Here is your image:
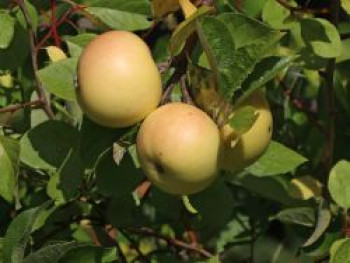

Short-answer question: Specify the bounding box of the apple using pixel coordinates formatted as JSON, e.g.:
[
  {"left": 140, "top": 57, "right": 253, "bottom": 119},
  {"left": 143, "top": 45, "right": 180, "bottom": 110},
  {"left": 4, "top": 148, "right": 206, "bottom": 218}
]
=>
[
  {"left": 220, "top": 89, "right": 273, "bottom": 172},
  {"left": 136, "top": 102, "right": 221, "bottom": 195},
  {"left": 77, "top": 31, "right": 162, "bottom": 128}
]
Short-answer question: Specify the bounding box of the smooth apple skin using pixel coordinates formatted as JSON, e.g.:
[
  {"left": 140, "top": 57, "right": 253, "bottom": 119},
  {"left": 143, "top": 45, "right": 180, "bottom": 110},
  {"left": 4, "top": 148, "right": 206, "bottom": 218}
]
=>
[
  {"left": 136, "top": 102, "right": 221, "bottom": 195},
  {"left": 77, "top": 31, "right": 162, "bottom": 128},
  {"left": 220, "top": 90, "right": 273, "bottom": 172}
]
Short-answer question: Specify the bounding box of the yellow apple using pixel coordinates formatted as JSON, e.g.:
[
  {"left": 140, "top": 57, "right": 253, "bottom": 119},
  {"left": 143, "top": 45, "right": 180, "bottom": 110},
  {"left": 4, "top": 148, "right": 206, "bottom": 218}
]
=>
[
  {"left": 220, "top": 89, "right": 273, "bottom": 172},
  {"left": 136, "top": 102, "right": 221, "bottom": 195},
  {"left": 77, "top": 31, "right": 162, "bottom": 128}
]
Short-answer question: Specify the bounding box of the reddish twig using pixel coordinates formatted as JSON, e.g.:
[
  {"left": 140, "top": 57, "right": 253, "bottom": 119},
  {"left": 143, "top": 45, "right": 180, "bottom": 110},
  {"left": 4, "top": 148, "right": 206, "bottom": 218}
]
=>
[
  {"left": 180, "top": 75, "right": 194, "bottom": 105},
  {"left": 35, "top": 4, "right": 85, "bottom": 50},
  {"left": 17, "top": 0, "right": 55, "bottom": 119},
  {"left": 125, "top": 227, "right": 213, "bottom": 259},
  {"left": 51, "top": 0, "right": 61, "bottom": 47},
  {"left": 135, "top": 180, "right": 152, "bottom": 200},
  {"left": 0, "top": 100, "right": 42, "bottom": 114}
]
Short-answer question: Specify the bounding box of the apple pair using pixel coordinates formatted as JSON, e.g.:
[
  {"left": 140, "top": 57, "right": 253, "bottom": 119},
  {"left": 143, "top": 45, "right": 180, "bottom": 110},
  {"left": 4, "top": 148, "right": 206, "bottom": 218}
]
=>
[{"left": 77, "top": 31, "right": 272, "bottom": 196}]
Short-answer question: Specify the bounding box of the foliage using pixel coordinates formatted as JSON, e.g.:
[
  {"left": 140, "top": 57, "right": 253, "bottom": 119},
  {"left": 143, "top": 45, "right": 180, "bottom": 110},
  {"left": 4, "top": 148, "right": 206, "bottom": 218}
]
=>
[{"left": 0, "top": 0, "right": 350, "bottom": 262}]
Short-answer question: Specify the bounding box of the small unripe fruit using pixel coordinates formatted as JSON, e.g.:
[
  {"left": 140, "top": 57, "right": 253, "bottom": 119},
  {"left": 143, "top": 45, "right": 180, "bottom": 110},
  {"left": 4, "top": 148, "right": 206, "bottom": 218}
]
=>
[
  {"left": 77, "top": 31, "right": 162, "bottom": 128},
  {"left": 220, "top": 90, "right": 273, "bottom": 172},
  {"left": 136, "top": 102, "right": 221, "bottom": 195}
]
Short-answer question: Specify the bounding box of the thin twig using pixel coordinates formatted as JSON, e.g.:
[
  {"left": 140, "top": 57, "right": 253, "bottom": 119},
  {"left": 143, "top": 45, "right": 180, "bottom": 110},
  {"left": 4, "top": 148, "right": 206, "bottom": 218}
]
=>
[
  {"left": 322, "top": 0, "right": 339, "bottom": 186},
  {"left": 275, "top": 0, "right": 329, "bottom": 14},
  {"left": 0, "top": 100, "right": 41, "bottom": 114},
  {"left": 17, "top": 0, "right": 55, "bottom": 119},
  {"left": 119, "top": 228, "right": 150, "bottom": 263},
  {"left": 125, "top": 227, "right": 213, "bottom": 259},
  {"left": 180, "top": 75, "right": 194, "bottom": 104}
]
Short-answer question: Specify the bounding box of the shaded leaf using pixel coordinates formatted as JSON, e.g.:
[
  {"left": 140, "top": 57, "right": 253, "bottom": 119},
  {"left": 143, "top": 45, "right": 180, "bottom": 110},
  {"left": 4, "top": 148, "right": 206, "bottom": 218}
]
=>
[
  {"left": 96, "top": 149, "right": 143, "bottom": 198},
  {"left": 59, "top": 245, "right": 116, "bottom": 263},
  {"left": 170, "top": 6, "right": 213, "bottom": 55},
  {"left": 47, "top": 149, "right": 84, "bottom": 205},
  {"left": 2, "top": 201, "right": 52, "bottom": 263},
  {"left": 274, "top": 207, "right": 315, "bottom": 227},
  {"left": 20, "top": 121, "right": 79, "bottom": 170},
  {"left": 23, "top": 242, "right": 81, "bottom": 263},
  {"left": 301, "top": 18, "right": 341, "bottom": 58},
  {"left": 303, "top": 200, "right": 331, "bottom": 247}
]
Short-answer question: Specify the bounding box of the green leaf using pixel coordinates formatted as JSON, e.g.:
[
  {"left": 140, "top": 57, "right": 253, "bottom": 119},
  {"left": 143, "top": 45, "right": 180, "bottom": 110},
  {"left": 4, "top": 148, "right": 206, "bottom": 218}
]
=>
[
  {"left": 0, "top": 21, "right": 29, "bottom": 70},
  {"left": 15, "top": 0, "right": 38, "bottom": 30},
  {"left": 336, "top": 39, "right": 350, "bottom": 63},
  {"left": 262, "top": 0, "right": 292, "bottom": 29},
  {"left": 246, "top": 141, "right": 308, "bottom": 177},
  {"left": 20, "top": 121, "right": 79, "bottom": 170},
  {"left": 237, "top": 55, "right": 298, "bottom": 106},
  {"left": 59, "top": 245, "right": 116, "bottom": 263},
  {"left": 190, "top": 179, "right": 234, "bottom": 239},
  {"left": 107, "top": 194, "right": 140, "bottom": 227},
  {"left": 330, "top": 238, "right": 350, "bottom": 263},
  {"left": 216, "top": 13, "right": 282, "bottom": 98},
  {"left": 301, "top": 18, "right": 342, "bottom": 58},
  {"left": 228, "top": 105, "right": 257, "bottom": 135},
  {"left": 274, "top": 207, "right": 315, "bottom": 227},
  {"left": 82, "top": 0, "right": 151, "bottom": 15},
  {"left": 79, "top": 117, "right": 127, "bottom": 168},
  {"left": 0, "top": 11, "right": 15, "bottom": 49},
  {"left": 328, "top": 160, "right": 350, "bottom": 209},
  {"left": 23, "top": 242, "right": 81, "bottom": 263},
  {"left": 233, "top": 173, "right": 302, "bottom": 206},
  {"left": 0, "top": 138, "right": 15, "bottom": 203},
  {"left": 2, "top": 201, "right": 52, "bottom": 263},
  {"left": 196, "top": 16, "right": 236, "bottom": 98},
  {"left": 303, "top": 200, "right": 331, "bottom": 247},
  {"left": 169, "top": 6, "right": 213, "bottom": 55},
  {"left": 47, "top": 149, "right": 84, "bottom": 205},
  {"left": 86, "top": 7, "right": 152, "bottom": 31},
  {"left": 341, "top": 0, "right": 350, "bottom": 15},
  {"left": 37, "top": 58, "right": 78, "bottom": 101},
  {"left": 215, "top": 214, "right": 251, "bottom": 253},
  {"left": 96, "top": 149, "right": 143, "bottom": 198},
  {"left": 64, "top": 34, "right": 96, "bottom": 57}
]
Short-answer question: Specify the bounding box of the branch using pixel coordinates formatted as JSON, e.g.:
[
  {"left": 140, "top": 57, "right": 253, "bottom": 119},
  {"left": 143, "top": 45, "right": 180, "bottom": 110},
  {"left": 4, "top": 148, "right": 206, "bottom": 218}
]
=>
[
  {"left": 125, "top": 227, "right": 213, "bottom": 259},
  {"left": 0, "top": 100, "right": 41, "bottom": 114},
  {"left": 275, "top": 0, "right": 329, "bottom": 14},
  {"left": 180, "top": 75, "right": 194, "bottom": 105},
  {"left": 160, "top": 34, "right": 198, "bottom": 104},
  {"left": 17, "top": 0, "right": 55, "bottom": 119}
]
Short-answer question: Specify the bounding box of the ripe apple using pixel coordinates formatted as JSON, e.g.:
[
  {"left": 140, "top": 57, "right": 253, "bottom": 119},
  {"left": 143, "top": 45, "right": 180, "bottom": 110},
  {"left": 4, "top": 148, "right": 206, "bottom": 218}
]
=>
[
  {"left": 220, "top": 90, "right": 273, "bottom": 172},
  {"left": 77, "top": 31, "right": 162, "bottom": 128},
  {"left": 136, "top": 102, "right": 221, "bottom": 195}
]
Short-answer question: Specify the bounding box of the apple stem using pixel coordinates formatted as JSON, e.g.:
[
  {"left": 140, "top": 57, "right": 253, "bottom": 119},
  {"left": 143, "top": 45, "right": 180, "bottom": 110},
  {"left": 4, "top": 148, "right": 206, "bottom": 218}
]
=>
[{"left": 180, "top": 75, "right": 194, "bottom": 105}]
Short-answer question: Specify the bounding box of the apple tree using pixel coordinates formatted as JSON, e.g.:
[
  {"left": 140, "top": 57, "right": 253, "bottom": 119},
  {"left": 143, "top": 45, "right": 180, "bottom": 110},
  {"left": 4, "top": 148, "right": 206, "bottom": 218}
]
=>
[{"left": 0, "top": 0, "right": 350, "bottom": 262}]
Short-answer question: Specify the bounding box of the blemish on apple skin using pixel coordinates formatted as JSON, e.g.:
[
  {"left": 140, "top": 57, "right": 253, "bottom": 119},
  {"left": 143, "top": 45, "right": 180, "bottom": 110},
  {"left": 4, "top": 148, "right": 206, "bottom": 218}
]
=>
[{"left": 154, "top": 162, "right": 165, "bottom": 174}]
